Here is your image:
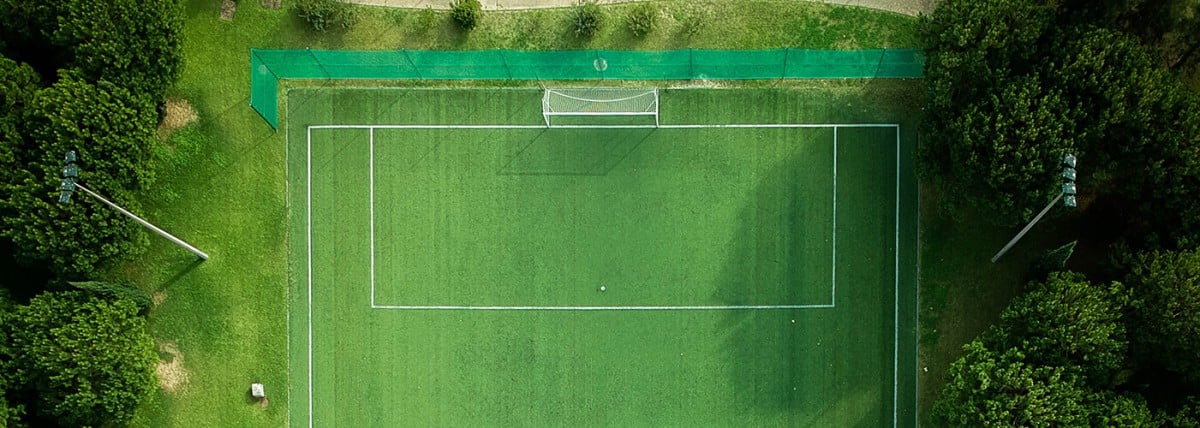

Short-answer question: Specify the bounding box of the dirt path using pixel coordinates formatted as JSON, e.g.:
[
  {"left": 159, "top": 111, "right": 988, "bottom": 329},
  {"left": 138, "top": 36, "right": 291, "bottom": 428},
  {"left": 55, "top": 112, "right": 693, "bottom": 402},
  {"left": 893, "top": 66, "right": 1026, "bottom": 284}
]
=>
[{"left": 347, "top": 0, "right": 936, "bottom": 18}]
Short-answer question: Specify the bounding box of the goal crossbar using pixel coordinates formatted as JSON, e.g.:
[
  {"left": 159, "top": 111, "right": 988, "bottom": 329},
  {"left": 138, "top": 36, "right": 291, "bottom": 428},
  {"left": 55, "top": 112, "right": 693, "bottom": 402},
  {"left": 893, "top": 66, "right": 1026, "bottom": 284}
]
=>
[{"left": 542, "top": 88, "right": 659, "bottom": 127}]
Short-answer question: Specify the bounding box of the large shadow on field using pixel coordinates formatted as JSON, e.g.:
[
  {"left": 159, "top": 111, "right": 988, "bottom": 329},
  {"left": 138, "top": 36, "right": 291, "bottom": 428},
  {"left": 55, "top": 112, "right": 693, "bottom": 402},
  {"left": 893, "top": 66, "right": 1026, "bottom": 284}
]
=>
[
  {"left": 709, "top": 127, "right": 890, "bottom": 425},
  {"left": 498, "top": 128, "right": 654, "bottom": 176}
]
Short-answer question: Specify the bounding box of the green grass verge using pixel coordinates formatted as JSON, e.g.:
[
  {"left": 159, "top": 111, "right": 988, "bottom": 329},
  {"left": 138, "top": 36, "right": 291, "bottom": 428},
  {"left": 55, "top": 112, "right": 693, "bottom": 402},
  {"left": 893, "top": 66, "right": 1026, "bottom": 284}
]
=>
[{"left": 123, "top": 0, "right": 919, "bottom": 426}]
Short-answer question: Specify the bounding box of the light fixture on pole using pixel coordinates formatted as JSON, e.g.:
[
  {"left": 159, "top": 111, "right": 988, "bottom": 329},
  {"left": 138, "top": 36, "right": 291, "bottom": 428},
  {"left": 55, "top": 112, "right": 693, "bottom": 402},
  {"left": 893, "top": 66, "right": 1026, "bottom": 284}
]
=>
[
  {"left": 990, "top": 154, "right": 1077, "bottom": 263},
  {"left": 58, "top": 150, "right": 209, "bottom": 260}
]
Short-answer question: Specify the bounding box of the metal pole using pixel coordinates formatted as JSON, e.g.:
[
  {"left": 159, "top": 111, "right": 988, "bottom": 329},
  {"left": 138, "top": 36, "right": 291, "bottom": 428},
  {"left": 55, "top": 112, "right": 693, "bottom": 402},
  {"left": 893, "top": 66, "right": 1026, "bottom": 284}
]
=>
[
  {"left": 72, "top": 183, "right": 209, "bottom": 260},
  {"left": 990, "top": 192, "right": 1063, "bottom": 263}
]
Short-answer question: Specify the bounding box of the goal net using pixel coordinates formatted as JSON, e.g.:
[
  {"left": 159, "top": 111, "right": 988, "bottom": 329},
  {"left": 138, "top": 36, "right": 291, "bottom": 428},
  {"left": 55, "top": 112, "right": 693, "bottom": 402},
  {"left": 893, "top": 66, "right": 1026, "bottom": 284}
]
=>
[{"left": 542, "top": 88, "right": 659, "bottom": 127}]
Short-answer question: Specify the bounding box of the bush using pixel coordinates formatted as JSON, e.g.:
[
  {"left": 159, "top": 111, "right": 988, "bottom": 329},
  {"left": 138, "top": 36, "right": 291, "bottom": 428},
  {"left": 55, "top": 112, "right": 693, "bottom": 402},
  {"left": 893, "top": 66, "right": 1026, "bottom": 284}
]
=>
[
  {"left": 294, "top": 0, "right": 358, "bottom": 32},
  {"left": 68, "top": 281, "right": 153, "bottom": 315},
  {"left": 677, "top": 5, "right": 710, "bottom": 39},
  {"left": 625, "top": 3, "right": 658, "bottom": 38},
  {"left": 570, "top": 1, "right": 604, "bottom": 38},
  {"left": 449, "top": 0, "right": 482, "bottom": 31}
]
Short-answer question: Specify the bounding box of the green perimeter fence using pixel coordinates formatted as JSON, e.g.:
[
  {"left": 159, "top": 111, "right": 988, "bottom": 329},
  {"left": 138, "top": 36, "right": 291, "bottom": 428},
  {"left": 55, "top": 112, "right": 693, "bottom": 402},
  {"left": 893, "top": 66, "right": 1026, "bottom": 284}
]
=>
[{"left": 251, "top": 48, "right": 924, "bottom": 129}]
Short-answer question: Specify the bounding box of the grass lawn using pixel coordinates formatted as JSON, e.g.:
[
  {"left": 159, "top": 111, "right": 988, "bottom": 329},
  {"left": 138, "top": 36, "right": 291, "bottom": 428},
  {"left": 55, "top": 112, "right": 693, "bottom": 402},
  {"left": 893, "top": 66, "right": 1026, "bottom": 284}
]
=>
[{"left": 124, "top": 0, "right": 920, "bottom": 426}]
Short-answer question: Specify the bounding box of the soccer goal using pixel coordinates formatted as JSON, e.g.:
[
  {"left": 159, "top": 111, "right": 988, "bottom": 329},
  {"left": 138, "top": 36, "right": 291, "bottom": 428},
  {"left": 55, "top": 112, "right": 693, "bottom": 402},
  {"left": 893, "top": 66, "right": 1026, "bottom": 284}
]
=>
[{"left": 542, "top": 88, "right": 659, "bottom": 127}]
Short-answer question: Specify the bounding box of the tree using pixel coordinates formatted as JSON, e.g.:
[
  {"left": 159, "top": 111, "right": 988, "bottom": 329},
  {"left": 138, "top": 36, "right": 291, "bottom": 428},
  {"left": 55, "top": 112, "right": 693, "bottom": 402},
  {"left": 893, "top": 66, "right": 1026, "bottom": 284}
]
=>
[
  {"left": 1109, "top": 84, "right": 1200, "bottom": 250},
  {"left": 1043, "top": 27, "right": 1156, "bottom": 168},
  {"left": 920, "top": 74, "right": 1076, "bottom": 224},
  {"left": 934, "top": 341, "right": 1095, "bottom": 427},
  {"left": 0, "top": 291, "right": 28, "bottom": 427},
  {"left": 49, "top": 0, "right": 184, "bottom": 100},
  {"left": 0, "top": 73, "right": 157, "bottom": 277},
  {"left": 1125, "top": 249, "right": 1200, "bottom": 383},
  {"left": 7, "top": 291, "right": 156, "bottom": 426},
  {"left": 569, "top": 1, "right": 604, "bottom": 39},
  {"left": 919, "top": 0, "right": 1069, "bottom": 224},
  {"left": 450, "top": 0, "right": 482, "bottom": 31},
  {"left": 1088, "top": 392, "right": 1155, "bottom": 427},
  {"left": 920, "top": 0, "right": 1054, "bottom": 113},
  {"left": 1158, "top": 396, "right": 1200, "bottom": 427},
  {"left": 999, "top": 272, "right": 1130, "bottom": 386},
  {"left": 624, "top": 2, "right": 659, "bottom": 38},
  {"left": 294, "top": 0, "right": 358, "bottom": 32},
  {"left": 0, "top": 55, "right": 41, "bottom": 209}
]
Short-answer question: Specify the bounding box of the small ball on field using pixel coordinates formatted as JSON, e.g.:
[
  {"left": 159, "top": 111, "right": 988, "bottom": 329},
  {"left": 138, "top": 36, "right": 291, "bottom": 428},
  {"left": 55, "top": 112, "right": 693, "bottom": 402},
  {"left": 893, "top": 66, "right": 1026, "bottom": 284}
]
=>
[{"left": 600, "top": 286, "right": 606, "bottom": 292}]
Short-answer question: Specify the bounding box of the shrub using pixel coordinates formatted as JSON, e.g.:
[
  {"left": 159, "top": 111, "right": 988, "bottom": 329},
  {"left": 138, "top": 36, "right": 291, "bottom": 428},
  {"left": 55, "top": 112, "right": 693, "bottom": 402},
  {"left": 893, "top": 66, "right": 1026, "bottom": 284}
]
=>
[
  {"left": 294, "top": 0, "right": 358, "bottom": 32},
  {"left": 625, "top": 3, "right": 658, "bottom": 38},
  {"left": 450, "top": 0, "right": 482, "bottom": 31},
  {"left": 68, "top": 281, "right": 154, "bottom": 315},
  {"left": 570, "top": 1, "right": 604, "bottom": 38},
  {"left": 677, "top": 5, "right": 710, "bottom": 39}
]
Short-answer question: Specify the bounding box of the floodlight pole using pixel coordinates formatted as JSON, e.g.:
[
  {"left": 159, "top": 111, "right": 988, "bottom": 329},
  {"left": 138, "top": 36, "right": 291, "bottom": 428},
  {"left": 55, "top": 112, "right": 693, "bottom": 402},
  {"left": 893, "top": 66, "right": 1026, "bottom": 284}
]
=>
[
  {"left": 70, "top": 183, "right": 209, "bottom": 261},
  {"left": 58, "top": 150, "right": 208, "bottom": 261},
  {"left": 990, "top": 154, "right": 1078, "bottom": 263},
  {"left": 990, "top": 192, "right": 1063, "bottom": 263}
]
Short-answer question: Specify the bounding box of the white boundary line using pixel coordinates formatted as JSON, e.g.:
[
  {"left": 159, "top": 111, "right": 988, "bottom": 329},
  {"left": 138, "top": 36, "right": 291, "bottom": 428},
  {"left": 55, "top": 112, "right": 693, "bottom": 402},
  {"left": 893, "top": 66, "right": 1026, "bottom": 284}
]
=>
[
  {"left": 304, "top": 123, "right": 906, "bottom": 427},
  {"left": 894, "top": 127, "right": 901, "bottom": 427},
  {"left": 832, "top": 127, "right": 838, "bottom": 307},
  {"left": 305, "top": 126, "right": 314, "bottom": 428},
  {"left": 369, "top": 129, "right": 377, "bottom": 308}
]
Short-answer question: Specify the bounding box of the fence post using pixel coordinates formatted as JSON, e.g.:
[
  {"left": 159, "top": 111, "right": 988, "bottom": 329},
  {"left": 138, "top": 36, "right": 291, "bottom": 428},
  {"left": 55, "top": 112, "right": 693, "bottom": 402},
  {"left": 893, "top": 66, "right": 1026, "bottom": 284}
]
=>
[
  {"left": 688, "top": 49, "right": 695, "bottom": 80},
  {"left": 500, "top": 50, "right": 514, "bottom": 80},
  {"left": 306, "top": 48, "right": 330, "bottom": 80},
  {"left": 401, "top": 50, "right": 422, "bottom": 79},
  {"left": 875, "top": 48, "right": 887, "bottom": 78}
]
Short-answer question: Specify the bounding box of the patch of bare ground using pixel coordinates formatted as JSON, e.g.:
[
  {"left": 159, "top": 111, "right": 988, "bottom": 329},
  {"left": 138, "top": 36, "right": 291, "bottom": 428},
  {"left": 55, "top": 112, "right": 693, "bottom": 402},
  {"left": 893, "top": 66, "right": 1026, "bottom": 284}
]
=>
[
  {"left": 156, "top": 341, "right": 190, "bottom": 394},
  {"left": 220, "top": 0, "right": 237, "bottom": 21},
  {"left": 152, "top": 291, "right": 168, "bottom": 308},
  {"left": 671, "top": 78, "right": 728, "bottom": 89},
  {"left": 157, "top": 98, "right": 198, "bottom": 140},
  {"left": 262, "top": 0, "right": 281, "bottom": 9}
]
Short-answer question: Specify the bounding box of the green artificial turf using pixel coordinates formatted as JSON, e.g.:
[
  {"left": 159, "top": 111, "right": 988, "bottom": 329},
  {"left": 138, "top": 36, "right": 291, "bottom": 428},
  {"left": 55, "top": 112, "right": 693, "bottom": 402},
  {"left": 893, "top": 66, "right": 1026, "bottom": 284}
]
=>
[
  {"left": 286, "top": 87, "right": 918, "bottom": 426},
  {"left": 125, "top": 0, "right": 920, "bottom": 426}
]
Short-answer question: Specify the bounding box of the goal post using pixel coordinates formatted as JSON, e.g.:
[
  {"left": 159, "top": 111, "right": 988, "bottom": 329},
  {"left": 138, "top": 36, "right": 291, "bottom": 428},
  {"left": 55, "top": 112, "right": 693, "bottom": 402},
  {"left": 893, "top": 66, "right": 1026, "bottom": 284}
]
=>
[{"left": 542, "top": 88, "right": 660, "bottom": 127}]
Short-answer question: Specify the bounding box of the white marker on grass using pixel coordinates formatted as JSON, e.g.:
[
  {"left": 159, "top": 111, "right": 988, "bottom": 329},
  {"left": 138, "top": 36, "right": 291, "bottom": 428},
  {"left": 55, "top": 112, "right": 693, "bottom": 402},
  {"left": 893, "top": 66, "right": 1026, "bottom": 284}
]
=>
[{"left": 600, "top": 285, "right": 606, "bottom": 292}]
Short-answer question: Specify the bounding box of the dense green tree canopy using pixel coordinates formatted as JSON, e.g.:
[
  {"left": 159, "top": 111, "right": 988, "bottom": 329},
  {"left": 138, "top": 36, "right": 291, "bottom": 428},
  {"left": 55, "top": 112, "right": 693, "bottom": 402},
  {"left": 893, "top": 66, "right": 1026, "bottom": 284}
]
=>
[
  {"left": 0, "top": 55, "right": 40, "bottom": 208},
  {"left": 0, "top": 74, "right": 157, "bottom": 276},
  {"left": 1125, "top": 249, "right": 1200, "bottom": 383},
  {"left": 0, "top": 0, "right": 183, "bottom": 99},
  {"left": 934, "top": 272, "right": 1142, "bottom": 426},
  {"left": 919, "top": 0, "right": 1066, "bottom": 224},
  {"left": 934, "top": 341, "right": 1096, "bottom": 427},
  {"left": 7, "top": 291, "right": 156, "bottom": 426},
  {"left": 998, "top": 272, "right": 1129, "bottom": 386}
]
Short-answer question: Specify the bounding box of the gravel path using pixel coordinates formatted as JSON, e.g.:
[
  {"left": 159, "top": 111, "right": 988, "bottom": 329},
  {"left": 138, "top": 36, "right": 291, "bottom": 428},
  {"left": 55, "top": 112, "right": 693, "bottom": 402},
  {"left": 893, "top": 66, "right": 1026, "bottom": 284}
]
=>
[{"left": 347, "top": 0, "right": 936, "bottom": 18}]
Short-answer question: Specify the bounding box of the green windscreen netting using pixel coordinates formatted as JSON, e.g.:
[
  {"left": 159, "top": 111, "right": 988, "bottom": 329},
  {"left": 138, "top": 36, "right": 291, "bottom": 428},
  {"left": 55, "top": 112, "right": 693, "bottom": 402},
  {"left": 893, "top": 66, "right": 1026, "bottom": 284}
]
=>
[{"left": 251, "top": 48, "right": 924, "bottom": 129}]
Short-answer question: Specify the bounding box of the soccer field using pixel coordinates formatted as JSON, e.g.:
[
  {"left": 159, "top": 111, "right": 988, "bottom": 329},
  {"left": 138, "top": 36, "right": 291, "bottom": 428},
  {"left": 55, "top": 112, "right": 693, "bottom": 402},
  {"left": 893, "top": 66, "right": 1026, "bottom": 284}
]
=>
[{"left": 286, "top": 87, "right": 918, "bottom": 426}]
